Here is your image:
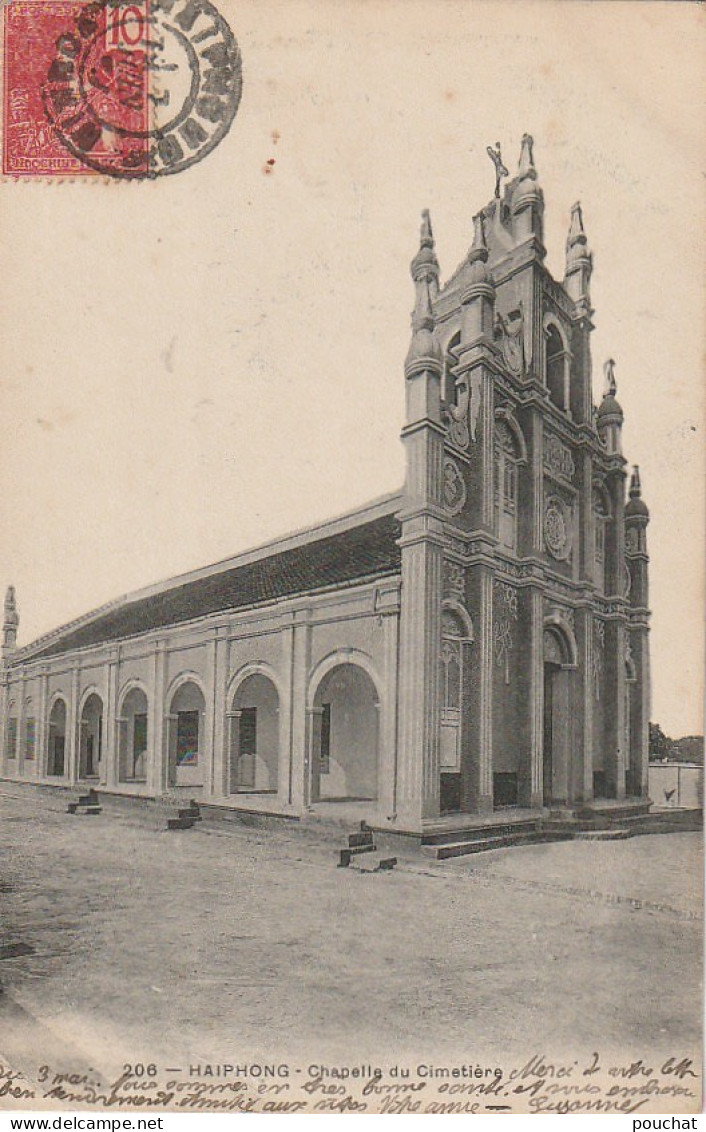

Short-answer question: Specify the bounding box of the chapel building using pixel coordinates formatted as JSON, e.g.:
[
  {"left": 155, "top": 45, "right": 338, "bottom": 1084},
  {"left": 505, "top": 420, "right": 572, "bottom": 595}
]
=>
[{"left": 0, "top": 136, "right": 652, "bottom": 834}]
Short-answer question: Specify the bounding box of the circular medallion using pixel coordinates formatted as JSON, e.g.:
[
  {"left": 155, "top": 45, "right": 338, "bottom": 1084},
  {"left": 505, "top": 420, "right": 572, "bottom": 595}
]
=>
[
  {"left": 43, "top": 0, "right": 242, "bottom": 178},
  {"left": 443, "top": 457, "right": 467, "bottom": 516},
  {"left": 544, "top": 496, "right": 571, "bottom": 560}
]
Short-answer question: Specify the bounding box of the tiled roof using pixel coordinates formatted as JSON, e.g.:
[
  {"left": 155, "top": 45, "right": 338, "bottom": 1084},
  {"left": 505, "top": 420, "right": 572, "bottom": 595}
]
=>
[{"left": 19, "top": 512, "right": 402, "bottom": 662}]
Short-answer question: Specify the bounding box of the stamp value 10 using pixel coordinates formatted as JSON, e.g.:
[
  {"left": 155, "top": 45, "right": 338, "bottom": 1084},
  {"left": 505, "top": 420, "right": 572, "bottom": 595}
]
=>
[{"left": 3, "top": 0, "right": 243, "bottom": 178}]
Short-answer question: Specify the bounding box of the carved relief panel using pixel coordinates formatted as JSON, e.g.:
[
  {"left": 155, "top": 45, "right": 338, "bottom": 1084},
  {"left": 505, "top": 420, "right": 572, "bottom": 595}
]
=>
[
  {"left": 543, "top": 493, "right": 574, "bottom": 563},
  {"left": 493, "top": 581, "right": 518, "bottom": 685},
  {"left": 443, "top": 456, "right": 467, "bottom": 517}
]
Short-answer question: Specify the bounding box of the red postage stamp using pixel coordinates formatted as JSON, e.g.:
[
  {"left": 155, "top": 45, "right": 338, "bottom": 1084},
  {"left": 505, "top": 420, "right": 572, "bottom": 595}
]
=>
[
  {"left": 3, "top": 1, "right": 150, "bottom": 176},
  {"left": 2, "top": 0, "right": 243, "bottom": 179}
]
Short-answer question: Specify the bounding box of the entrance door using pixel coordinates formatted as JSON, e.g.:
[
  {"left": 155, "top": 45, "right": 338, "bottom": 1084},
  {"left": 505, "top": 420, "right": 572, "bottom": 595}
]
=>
[
  {"left": 53, "top": 734, "right": 65, "bottom": 777},
  {"left": 543, "top": 663, "right": 556, "bottom": 805},
  {"left": 439, "top": 614, "right": 466, "bottom": 814}
]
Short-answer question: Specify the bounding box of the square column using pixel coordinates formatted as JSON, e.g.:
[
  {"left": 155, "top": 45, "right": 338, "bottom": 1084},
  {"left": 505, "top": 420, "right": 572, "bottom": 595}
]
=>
[
  {"left": 16, "top": 676, "right": 26, "bottom": 778},
  {"left": 0, "top": 680, "right": 9, "bottom": 777},
  {"left": 286, "top": 609, "right": 312, "bottom": 811},
  {"left": 395, "top": 521, "right": 444, "bottom": 827},
  {"left": 461, "top": 565, "right": 494, "bottom": 815},
  {"left": 629, "top": 629, "right": 651, "bottom": 797},
  {"left": 207, "top": 628, "right": 228, "bottom": 801},
  {"left": 581, "top": 609, "right": 595, "bottom": 802},
  {"left": 37, "top": 671, "right": 48, "bottom": 779},
  {"left": 148, "top": 643, "right": 167, "bottom": 795},
  {"left": 603, "top": 618, "right": 627, "bottom": 800},
  {"left": 528, "top": 587, "right": 544, "bottom": 808},
  {"left": 66, "top": 667, "right": 80, "bottom": 785},
  {"left": 103, "top": 652, "right": 119, "bottom": 788},
  {"left": 378, "top": 587, "right": 400, "bottom": 819}
]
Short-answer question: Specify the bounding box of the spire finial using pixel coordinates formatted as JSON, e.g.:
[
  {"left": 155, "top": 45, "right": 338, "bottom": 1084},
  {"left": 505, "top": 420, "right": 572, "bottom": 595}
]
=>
[
  {"left": 468, "top": 211, "right": 489, "bottom": 265},
  {"left": 565, "top": 201, "right": 592, "bottom": 303},
  {"left": 568, "top": 201, "right": 586, "bottom": 246},
  {"left": 410, "top": 208, "right": 440, "bottom": 289},
  {"left": 604, "top": 358, "right": 617, "bottom": 397},
  {"left": 4, "top": 585, "right": 18, "bottom": 628},
  {"left": 405, "top": 276, "right": 441, "bottom": 377},
  {"left": 518, "top": 133, "right": 537, "bottom": 181},
  {"left": 629, "top": 466, "right": 642, "bottom": 498},
  {"left": 414, "top": 277, "right": 434, "bottom": 333},
  {"left": 2, "top": 585, "right": 18, "bottom": 660}
]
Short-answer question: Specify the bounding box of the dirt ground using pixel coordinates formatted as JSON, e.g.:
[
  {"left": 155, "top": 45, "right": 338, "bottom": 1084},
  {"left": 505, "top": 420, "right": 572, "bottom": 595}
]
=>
[{"left": 0, "top": 783, "right": 702, "bottom": 1110}]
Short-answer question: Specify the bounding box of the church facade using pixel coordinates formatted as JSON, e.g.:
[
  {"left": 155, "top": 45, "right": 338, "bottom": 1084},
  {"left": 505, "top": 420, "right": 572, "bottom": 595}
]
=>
[{"left": 0, "top": 136, "right": 652, "bottom": 834}]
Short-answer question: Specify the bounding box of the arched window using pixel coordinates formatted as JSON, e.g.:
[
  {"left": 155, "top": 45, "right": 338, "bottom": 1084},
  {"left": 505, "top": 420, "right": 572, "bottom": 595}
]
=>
[
  {"left": 592, "top": 486, "right": 610, "bottom": 592},
  {"left": 441, "top": 611, "right": 464, "bottom": 714},
  {"left": 544, "top": 318, "right": 570, "bottom": 412},
  {"left": 494, "top": 420, "right": 521, "bottom": 552},
  {"left": 439, "top": 607, "right": 473, "bottom": 798},
  {"left": 24, "top": 699, "right": 35, "bottom": 762},
  {"left": 442, "top": 331, "right": 461, "bottom": 407},
  {"left": 5, "top": 700, "right": 17, "bottom": 761}
]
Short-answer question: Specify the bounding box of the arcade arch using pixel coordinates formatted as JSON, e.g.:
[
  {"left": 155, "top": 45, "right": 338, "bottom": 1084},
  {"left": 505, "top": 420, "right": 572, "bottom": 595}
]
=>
[
  {"left": 167, "top": 677, "right": 206, "bottom": 787},
  {"left": 542, "top": 621, "right": 577, "bottom": 806},
  {"left": 309, "top": 659, "right": 380, "bottom": 803},
  {"left": 118, "top": 684, "right": 149, "bottom": 783},
  {"left": 78, "top": 691, "right": 103, "bottom": 780},
  {"left": 228, "top": 670, "right": 280, "bottom": 794},
  {"left": 47, "top": 697, "right": 67, "bottom": 777}
]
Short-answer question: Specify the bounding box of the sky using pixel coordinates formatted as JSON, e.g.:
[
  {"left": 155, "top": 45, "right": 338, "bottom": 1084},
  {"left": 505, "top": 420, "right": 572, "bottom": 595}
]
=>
[{"left": 1, "top": 0, "right": 704, "bottom": 737}]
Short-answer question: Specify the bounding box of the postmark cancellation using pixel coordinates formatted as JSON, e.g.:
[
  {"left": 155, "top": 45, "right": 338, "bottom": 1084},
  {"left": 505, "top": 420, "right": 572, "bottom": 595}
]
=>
[{"left": 2, "top": 0, "right": 242, "bottom": 178}]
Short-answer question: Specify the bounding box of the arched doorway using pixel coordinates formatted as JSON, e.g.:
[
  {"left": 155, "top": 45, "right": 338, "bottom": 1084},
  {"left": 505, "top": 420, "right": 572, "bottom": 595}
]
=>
[
  {"left": 440, "top": 604, "right": 473, "bottom": 814},
  {"left": 79, "top": 693, "right": 103, "bottom": 780},
  {"left": 118, "top": 686, "right": 149, "bottom": 783},
  {"left": 167, "top": 679, "right": 206, "bottom": 788},
  {"left": 494, "top": 419, "right": 523, "bottom": 553},
  {"left": 4, "top": 700, "right": 17, "bottom": 765},
  {"left": 311, "top": 663, "right": 379, "bottom": 802},
  {"left": 47, "top": 698, "right": 67, "bottom": 777},
  {"left": 543, "top": 626, "right": 574, "bottom": 805},
  {"left": 229, "top": 672, "right": 280, "bottom": 795},
  {"left": 24, "top": 699, "right": 36, "bottom": 765}
]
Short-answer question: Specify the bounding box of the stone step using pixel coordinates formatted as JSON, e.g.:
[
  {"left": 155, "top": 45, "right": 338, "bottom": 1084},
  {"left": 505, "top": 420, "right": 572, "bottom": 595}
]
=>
[
  {"left": 425, "top": 831, "right": 539, "bottom": 860},
  {"left": 574, "top": 827, "right": 632, "bottom": 841},
  {"left": 423, "top": 820, "right": 540, "bottom": 847},
  {"left": 542, "top": 819, "right": 611, "bottom": 834},
  {"left": 167, "top": 816, "right": 196, "bottom": 830},
  {"left": 338, "top": 843, "right": 377, "bottom": 867},
  {"left": 351, "top": 855, "right": 398, "bottom": 873},
  {"left": 178, "top": 808, "right": 202, "bottom": 821},
  {"left": 348, "top": 830, "right": 374, "bottom": 849},
  {"left": 579, "top": 802, "right": 651, "bottom": 821},
  {"left": 68, "top": 803, "right": 102, "bottom": 816},
  {"left": 78, "top": 791, "right": 99, "bottom": 806}
]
